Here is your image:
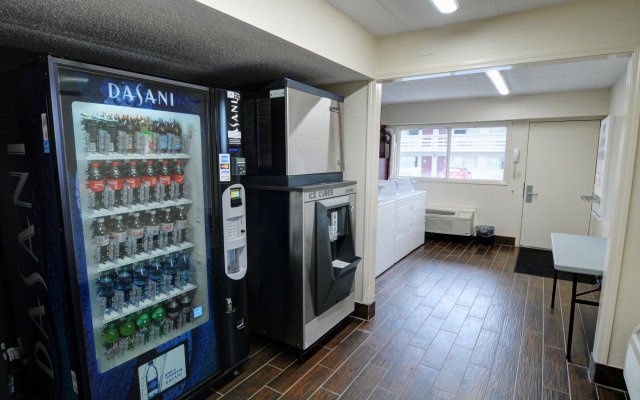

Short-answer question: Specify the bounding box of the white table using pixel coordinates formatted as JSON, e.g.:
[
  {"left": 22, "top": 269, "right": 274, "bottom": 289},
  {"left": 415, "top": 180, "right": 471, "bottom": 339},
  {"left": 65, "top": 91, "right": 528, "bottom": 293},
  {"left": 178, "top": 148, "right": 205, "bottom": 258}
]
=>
[{"left": 550, "top": 233, "right": 607, "bottom": 360}]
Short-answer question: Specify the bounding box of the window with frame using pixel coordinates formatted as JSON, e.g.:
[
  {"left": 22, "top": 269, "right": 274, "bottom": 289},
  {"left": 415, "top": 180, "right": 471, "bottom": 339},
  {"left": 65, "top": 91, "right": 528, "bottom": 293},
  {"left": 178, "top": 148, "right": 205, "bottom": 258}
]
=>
[{"left": 396, "top": 125, "right": 508, "bottom": 182}]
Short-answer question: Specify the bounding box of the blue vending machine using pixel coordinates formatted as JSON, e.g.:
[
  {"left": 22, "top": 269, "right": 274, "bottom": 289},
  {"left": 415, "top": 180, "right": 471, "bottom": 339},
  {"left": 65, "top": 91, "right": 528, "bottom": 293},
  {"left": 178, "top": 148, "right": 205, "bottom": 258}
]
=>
[{"left": 0, "top": 57, "right": 223, "bottom": 399}]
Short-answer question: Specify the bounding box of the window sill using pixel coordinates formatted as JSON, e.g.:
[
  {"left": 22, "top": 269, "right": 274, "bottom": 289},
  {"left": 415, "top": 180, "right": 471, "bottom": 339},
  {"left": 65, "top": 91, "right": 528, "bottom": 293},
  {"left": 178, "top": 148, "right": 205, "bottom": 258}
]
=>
[{"left": 399, "top": 177, "right": 508, "bottom": 186}]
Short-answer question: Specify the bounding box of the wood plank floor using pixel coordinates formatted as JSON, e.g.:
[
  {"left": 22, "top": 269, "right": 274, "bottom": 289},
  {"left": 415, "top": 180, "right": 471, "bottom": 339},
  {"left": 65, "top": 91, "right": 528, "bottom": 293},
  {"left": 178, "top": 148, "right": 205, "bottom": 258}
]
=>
[{"left": 207, "top": 240, "right": 629, "bottom": 400}]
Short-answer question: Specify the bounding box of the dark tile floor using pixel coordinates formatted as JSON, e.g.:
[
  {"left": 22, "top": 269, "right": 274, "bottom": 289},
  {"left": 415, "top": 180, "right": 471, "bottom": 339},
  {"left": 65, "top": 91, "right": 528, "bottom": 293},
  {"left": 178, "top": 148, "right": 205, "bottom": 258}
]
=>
[{"left": 207, "top": 240, "right": 629, "bottom": 400}]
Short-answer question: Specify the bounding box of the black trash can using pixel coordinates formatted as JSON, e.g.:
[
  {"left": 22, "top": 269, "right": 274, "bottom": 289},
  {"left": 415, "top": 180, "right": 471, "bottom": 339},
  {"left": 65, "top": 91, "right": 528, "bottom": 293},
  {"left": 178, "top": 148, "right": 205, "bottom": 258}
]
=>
[{"left": 475, "top": 225, "right": 495, "bottom": 245}]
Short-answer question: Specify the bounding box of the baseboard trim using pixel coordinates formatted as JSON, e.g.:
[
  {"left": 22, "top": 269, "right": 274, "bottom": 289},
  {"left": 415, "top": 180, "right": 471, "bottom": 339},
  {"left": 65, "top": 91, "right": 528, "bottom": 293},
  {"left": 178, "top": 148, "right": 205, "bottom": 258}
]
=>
[
  {"left": 590, "top": 360, "right": 627, "bottom": 391},
  {"left": 425, "top": 233, "right": 473, "bottom": 243},
  {"left": 424, "top": 232, "right": 515, "bottom": 246},
  {"left": 352, "top": 301, "right": 375, "bottom": 320},
  {"left": 495, "top": 236, "right": 516, "bottom": 246}
]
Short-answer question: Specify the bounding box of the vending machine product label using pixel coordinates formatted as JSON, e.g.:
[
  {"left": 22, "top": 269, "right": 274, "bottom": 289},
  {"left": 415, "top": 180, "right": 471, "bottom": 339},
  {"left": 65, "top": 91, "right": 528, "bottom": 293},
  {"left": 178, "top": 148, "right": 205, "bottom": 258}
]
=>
[
  {"left": 89, "top": 179, "right": 105, "bottom": 192},
  {"left": 106, "top": 178, "right": 124, "bottom": 190},
  {"left": 94, "top": 235, "right": 110, "bottom": 247},
  {"left": 143, "top": 176, "right": 157, "bottom": 187},
  {"left": 137, "top": 344, "right": 187, "bottom": 399},
  {"left": 269, "top": 88, "right": 285, "bottom": 98},
  {"left": 173, "top": 174, "right": 185, "bottom": 184},
  {"left": 159, "top": 175, "right": 171, "bottom": 186},
  {"left": 129, "top": 228, "right": 144, "bottom": 238},
  {"left": 111, "top": 231, "right": 127, "bottom": 243},
  {"left": 219, "top": 154, "right": 231, "bottom": 182},
  {"left": 125, "top": 177, "right": 141, "bottom": 189}
]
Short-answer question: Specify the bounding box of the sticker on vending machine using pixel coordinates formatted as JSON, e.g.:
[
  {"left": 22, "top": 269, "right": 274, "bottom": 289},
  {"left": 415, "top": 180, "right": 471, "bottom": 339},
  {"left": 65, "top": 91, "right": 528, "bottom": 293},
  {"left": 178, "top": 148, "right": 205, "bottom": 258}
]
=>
[
  {"left": 137, "top": 343, "right": 187, "bottom": 399},
  {"left": 219, "top": 153, "right": 231, "bottom": 182}
]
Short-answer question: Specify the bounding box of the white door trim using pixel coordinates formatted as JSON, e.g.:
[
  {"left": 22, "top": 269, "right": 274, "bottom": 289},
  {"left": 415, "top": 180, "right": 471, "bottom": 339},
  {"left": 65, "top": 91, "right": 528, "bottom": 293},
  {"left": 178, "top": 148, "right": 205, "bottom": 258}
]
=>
[
  {"left": 361, "top": 81, "right": 382, "bottom": 305},
  {"left": 593, "top": 49, "right": 640, "bottom": 365},
  {"left": 519, "top": 120, "right": 600, "bottom": 249}
]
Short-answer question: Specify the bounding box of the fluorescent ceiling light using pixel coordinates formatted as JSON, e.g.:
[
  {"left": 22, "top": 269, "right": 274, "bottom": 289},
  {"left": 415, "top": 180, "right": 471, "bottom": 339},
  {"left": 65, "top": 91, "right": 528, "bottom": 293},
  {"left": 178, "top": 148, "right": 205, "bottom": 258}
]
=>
[
  {"left": 430, "top": 0, "right": 459, "bottom": 14},
  {"left": 394, "top": 72, "right": 452, "bottom": 82},
  {"left": 486, "top": 70, "right": 510, "bottom": 95},
  {"left": 453, "top": 65, "right": 513, "bottom": 76}
]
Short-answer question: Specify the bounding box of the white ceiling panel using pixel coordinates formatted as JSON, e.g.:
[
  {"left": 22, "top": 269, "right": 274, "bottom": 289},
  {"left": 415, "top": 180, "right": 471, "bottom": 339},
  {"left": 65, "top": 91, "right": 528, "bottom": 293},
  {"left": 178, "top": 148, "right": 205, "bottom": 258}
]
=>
[
  {"left": 325, "top": 0, "right": 408, "bottom": 37},
  {"left": 326, "top": 0, "right": 578, "bottom": 37},
  {"left": 381, "top": 56, "right": 630, "bottom": 104},
  {"left": 492, "top": 0, "right": 577, "bottom": 16}
]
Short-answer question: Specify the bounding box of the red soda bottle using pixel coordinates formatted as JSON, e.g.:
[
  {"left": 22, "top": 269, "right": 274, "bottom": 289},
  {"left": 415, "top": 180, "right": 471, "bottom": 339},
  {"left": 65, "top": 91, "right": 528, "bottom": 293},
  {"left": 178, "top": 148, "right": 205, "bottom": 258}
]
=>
[
  {"left": 173, "top": 160, "right": 184, "bottom": 198},
  {"left": 142, "top": 161, "right": 157, "bottom": 189},
  {"left": 158, "top": 160, "right": 171, "bottom": 201},
  {"left": 125, "top": 161, "right": 141, "bottom": 204},
  {"left": 88, "top": 162, "right": 105, "bottom": 208},
  {"left": 106, "top": 161, "right": 124, "bottom": 207}
]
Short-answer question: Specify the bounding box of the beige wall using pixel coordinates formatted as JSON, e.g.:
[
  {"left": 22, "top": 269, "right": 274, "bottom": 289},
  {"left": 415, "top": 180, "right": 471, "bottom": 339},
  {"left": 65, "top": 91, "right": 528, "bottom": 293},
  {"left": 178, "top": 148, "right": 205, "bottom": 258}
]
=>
[
  {"left": 322, "top": 81, "right": 379, "bottom": 306},
  {"left": 606, "top": 65, "right": 640, "bottom": 367},
  {"left": 608, "top": 146, "right": 640, "bottom": 366},
  {"left": 382, "top": 89, "right": 610, "bottom": 125},
  {"left": 590, "top": 71, "right": 630, "bottom": 238},
  {"left": 381, "top": 90, "right": 610, "bottom": 241},
  {"left": 335, "top": 82, "right": 369, "bottom": 303},
  {"left": 376, "top": 0, "right": 640, "bottom": 80},
  {"left": 196, "top": 0, "right": 377, "bottom": 78},
  {"left": 198, "top": 0, "right": 640, "bottom": 367}
]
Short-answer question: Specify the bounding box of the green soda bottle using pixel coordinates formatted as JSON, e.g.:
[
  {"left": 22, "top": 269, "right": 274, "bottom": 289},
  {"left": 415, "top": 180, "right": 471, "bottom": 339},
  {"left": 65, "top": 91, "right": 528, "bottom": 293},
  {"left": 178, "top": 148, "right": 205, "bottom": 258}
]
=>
[
  {"left": 119, "top": 316, "right": 136, "bottom": 350},
  {"left": 151, "top": 305, "right": 166, "bottom": 337},
  {"left": 104, "top": 323, "right": 119, "bottom": 349},
  {"left": 136, "top": 309, "right": 151, "bottom": 343}
]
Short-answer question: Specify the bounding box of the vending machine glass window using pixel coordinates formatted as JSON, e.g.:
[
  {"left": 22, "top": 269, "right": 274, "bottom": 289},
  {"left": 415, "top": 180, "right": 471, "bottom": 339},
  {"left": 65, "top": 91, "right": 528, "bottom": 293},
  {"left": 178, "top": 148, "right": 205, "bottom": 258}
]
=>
[{"left": 53, "top": 64, "right": 213, "bottom": 375}]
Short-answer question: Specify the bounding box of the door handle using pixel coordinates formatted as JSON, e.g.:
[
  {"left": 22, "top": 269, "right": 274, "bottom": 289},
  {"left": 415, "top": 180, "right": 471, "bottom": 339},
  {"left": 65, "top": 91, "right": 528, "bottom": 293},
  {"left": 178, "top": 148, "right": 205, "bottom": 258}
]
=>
[{"left": 525, "top": 185, "right": 538, "bottom": 203}]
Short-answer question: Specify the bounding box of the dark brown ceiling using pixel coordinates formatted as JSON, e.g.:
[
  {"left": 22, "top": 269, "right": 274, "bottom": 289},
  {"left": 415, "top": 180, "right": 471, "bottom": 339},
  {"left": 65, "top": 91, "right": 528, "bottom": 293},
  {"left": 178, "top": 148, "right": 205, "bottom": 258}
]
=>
[{"left": 0, "top": 0, "right": 370, "bottom": 88}]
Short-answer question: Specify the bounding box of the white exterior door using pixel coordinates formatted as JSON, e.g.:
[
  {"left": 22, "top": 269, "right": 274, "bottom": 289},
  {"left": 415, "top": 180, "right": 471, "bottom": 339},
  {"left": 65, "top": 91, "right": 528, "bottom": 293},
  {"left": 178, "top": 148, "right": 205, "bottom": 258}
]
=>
[{"left": 520, "top": 120, "right": 600, "bottom": 249}]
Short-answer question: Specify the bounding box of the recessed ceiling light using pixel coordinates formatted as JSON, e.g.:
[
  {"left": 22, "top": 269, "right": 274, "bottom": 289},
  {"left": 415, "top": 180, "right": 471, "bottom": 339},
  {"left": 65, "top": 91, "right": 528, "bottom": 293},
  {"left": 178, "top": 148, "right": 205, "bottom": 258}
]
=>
[
  {"left": 430, "top": 0, "right": 460, "bottom": 14},
  {"left": 486, "top": 70, "right": 510, "bottom": 95}
]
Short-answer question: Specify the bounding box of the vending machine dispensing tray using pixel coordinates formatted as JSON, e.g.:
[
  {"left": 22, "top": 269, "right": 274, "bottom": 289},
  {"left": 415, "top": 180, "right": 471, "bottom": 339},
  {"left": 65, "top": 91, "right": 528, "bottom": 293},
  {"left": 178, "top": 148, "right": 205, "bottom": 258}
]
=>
[{"left": 314, "top": 197, "right": 361, "bottom": 315}]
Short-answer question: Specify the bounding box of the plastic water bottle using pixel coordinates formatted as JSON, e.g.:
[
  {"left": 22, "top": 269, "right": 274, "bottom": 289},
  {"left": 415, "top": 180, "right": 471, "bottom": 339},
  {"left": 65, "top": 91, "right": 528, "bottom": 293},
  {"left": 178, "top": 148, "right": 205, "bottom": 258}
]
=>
[
  {"left": 166, "top": 297, "right": 179, "bottom": 332},
  {"left": 146, "top": 360, "right": 160, "bottom": 398},
  {"left": 98, "top": 272, "right": 115, "bottom": 312},
  {"left": 133, "top": 261, "right": 148, "bottom": 298},
  {"left": 163, "top": 253, "right": 177, "bottom": 288},
  {"left": 116, "top": 266, "right": 132, "bottom": 305},
  {"left": 175, "top": 250, "right": 190, "bottom": 287},
  {"left": 148, "top": 258, "right": 163, "bottom": 295}
]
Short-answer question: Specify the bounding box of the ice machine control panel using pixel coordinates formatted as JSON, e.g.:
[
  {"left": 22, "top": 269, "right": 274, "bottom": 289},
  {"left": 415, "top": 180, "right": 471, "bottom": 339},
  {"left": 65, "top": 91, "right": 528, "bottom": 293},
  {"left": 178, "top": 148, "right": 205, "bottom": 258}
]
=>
[{"left": 222, "top": 184, "right": 247, "bottom": 280}]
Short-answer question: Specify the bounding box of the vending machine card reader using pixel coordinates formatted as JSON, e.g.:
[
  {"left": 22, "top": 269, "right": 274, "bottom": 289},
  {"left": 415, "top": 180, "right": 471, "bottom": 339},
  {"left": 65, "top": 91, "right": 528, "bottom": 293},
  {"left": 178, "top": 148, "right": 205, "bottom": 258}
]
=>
[{"left": 222, "top": 184, "right": 247, "bottom": 280}]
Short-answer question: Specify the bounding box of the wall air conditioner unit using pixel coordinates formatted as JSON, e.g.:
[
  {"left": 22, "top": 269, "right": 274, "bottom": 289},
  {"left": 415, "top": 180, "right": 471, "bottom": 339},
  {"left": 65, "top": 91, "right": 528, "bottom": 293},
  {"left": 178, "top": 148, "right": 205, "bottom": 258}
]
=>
[{"left": 425, "top": 208, "right": 475, "bottom": 236}]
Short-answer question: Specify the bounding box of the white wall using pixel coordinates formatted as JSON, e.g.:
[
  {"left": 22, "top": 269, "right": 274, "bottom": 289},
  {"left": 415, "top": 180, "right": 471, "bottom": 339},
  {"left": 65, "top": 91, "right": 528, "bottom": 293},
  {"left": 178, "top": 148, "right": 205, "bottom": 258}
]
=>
[
  {"left": 382, "top": 90, "right": 610, "bottom": 125},
  {"left": 603, "top": 61, "right": 640, "bottom": 367},
  {"left": 376, "top": 0, "right": 640, "bottom": 80},
  {"left": 337, "top": 83, "right": 368, "bottom": 303},
  {"left": 590, "top": 71, "right": 630, "bottom": 237},
  {"left": 608, "top": 135, "right": 640, "bottom": 366},
  {"left": 381, "top": 90, "right": 610, "bottom": 241},
  {"left": 196, "top": 0, "right": 377, "bottom": 78},
  {"left": 323, "top": 81, "right": 379, "bottom": 306}
]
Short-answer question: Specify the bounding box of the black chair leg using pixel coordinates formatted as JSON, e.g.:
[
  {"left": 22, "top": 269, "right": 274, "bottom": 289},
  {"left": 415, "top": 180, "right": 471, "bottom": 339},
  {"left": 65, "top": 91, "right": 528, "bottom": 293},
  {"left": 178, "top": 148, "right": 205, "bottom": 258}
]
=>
[
  {"left": 566, "top": 273, "right": 578, "bottom": 360},
  {"left": 551, "top": 269, "right": 558, "bottom": 308}
]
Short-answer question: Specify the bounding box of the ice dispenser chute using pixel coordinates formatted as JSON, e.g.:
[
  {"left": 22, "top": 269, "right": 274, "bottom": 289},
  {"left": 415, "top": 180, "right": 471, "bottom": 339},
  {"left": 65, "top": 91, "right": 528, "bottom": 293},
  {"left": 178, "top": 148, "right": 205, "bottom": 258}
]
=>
[
  {"left": 314, "top": 196, "right": 361, "bottom": 315},
  {"left": 222, "top": 184, "right": 247, "bottom": 280}
]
